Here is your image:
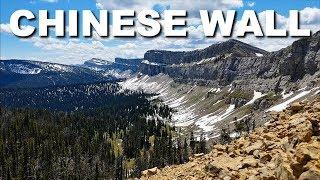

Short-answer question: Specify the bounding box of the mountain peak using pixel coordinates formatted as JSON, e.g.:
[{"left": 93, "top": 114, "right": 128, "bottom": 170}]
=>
[{"left": 204, "top": 39, "right": 268, "bottom": 57}]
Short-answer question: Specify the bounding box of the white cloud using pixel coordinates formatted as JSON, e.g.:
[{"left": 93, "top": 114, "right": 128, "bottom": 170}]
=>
[
  {"left": 41, "top": 0, "right": 58, "bottom": 3},
  {"left": 96, "top": 2, "right": 104, "bottom": 9},
  {"left": 0, "top": 23, "right": 35, "bottom": 35},
  {"left": 257, "top": 10, "right": 288, "bottom": 30},
  {"left": 300, "top": 7, "right": 320, "bottom": 24},
  {"left": 0, "top": 24, "right": 11, "bottom": 33},
  {"left": 118, "top": 42, "right": 138, "bottom": 49},
  {"left": 95, "top": 0, "right": 243, "bottom": 12},
  {"left": 247, "top": 1, "right": 255, "bottom": 7}
]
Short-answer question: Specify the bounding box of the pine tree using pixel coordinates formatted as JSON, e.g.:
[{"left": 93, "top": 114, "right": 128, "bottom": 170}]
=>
[
  {"left": 183, "top": 138, "right": 189, "bottom": 163},
  {"left": 199, "top": 134, "right": 206, "bottom": 154},
  {"left": 189, "top": 132, "right": 195, "bottom": 154},
  {"left": 219, "top": 128, "right": 231, "bottom": 144}
]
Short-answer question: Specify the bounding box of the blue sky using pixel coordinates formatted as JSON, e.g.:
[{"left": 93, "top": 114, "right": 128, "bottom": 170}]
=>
[{"left": 0, "top": 0, "right": 319, "bottom": 64}]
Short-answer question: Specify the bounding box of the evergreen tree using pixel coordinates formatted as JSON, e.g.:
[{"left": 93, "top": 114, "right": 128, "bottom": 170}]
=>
[{"left": 189, "top": 132, "right": 195, "bottom": 154}]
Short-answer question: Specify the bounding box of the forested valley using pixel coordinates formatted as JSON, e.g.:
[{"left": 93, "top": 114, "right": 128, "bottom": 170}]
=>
[{"left": 0, "top": 82, "right": 206, "bottom": 179}]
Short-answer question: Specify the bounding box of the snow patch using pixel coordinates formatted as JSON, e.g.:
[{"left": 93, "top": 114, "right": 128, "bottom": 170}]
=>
[
  {"left": 196, "top": 104, "right": 235, "bottom": 132},
  {"left": 103, "top": 69, "right": 132, "bottom": 79},
  {"left": 167, "top": 96, "right": 186, "bottom": 108},
  {"left": 281, "top": 90, "right": 294, "bottom": 99},
  {"left": 245, "top": 91, "right": 265, "bottom": 105},
  {"left": 209, "top": 87, "right": 221, "bottom": 93},
  {"left": 35, "top": 63, "right": 72, "bottom": 72},
  {"left": 196, "top": 58, "right": 214, "bottom": 65},
  {"left": 230, "top": 132, "right": 240, "bottom": 138},
  {"left": 230, "top": 114, "right": 249, "bottom": 124},
  {"left": 141, "top": 60, "right": 160, "bottom": 66},
  {"left": 267, "top": 90, "right": 311, "bottom": 112},
  {"left": 9, "top": 64, "right": 42, "bottom": 74}
]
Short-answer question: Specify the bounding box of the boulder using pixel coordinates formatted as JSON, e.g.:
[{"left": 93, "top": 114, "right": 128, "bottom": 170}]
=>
[
  {"left": 142, "top": 167, "right": 158, "bottom": 177},
  {"left": 275, "top": 164, "right": 296, "bottom": 180},
  {"left": 313, "top": 103, "right": 320, "bottom": 112},
  {"left": 204, "top": 163, "right": 222, "bottom": 175},
  {"left": 239, "top": 157, "right": 258, "bottom": 169},
  {"left": 295, "top": 142, "right": 320, "bottom": 164},
  {"left": 290, "top": 102, "right": 304, "bottom": 112},
  {"left": 260, "top": 154, "right": 273, "bottom": 164},
  {"left": 194, "top": 153, "right": 205, "bottom": 158},
  {"left": 245, "top": 141, "right": 264, "bottom": 155},
  {"left": 298, "top": 170, "right": 320, "bottom": 180}
]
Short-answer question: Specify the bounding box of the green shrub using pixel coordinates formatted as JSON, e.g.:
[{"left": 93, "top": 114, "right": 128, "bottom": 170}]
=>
[{"left": 228, "top": 90, "right": 253, "bottom": 100}]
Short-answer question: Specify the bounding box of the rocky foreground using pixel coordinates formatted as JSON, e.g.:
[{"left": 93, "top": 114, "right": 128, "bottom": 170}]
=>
[{"left": 142, "top": 98, "right": 320, "bottom": 180}]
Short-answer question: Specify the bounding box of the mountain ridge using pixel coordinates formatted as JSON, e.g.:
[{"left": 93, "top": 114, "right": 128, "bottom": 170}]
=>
[
  {"left": 82, "top": 57, "right": 143, "bottom": 73},
  {"left": 0, "top": 59, "right": 115, "bottom": 88},
  {"left": 144, "top": 39, "right": 268, "bottom": 65}
]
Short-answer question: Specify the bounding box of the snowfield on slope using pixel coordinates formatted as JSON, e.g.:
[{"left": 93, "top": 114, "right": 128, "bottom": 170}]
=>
[
  {"left": 266, "top": 88, "right": 314, "bottom": 112},
  {"left": 9, "top": 64, "right": 42, "bottom": 74},
  {"left": 245, "top": 91, "right": 265, "bottom": 105},
  {"left": 119, "top": 74, "right": 211, "bottom": 129},
  {"left": 195, "top": 104, "right": 235, "bottom": 132},
  {"left": 119, "top": 75, "right": 253, "bottom": 134},
  {"left": 120, "top": 74, "right": 320, "bottom": 138}
]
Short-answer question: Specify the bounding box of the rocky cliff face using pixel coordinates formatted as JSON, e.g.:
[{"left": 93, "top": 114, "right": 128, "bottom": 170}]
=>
[
  {"left": 141, "top": 98, "right": 320, "bottom": 180},
  {"left": 139, "top": 31, "right": 320, "bottom": 92}
]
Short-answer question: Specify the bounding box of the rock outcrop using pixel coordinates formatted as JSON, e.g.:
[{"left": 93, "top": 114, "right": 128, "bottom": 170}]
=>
[{"left": 141, "top": 98, "right": 320, "bottom": 180}]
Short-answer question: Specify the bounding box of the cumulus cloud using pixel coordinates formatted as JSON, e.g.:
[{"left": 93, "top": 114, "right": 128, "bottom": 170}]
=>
[
  {"left": 95, "top": 0, "right": 243, "bottom": 12},
  {"left": 300, "top": 7, "right": 320, "bottom": 25},
  {"left": 0, "top": 23, "right": 35, "bottom": 35},
  {"left": 247, "top": 1, "right": 255, "bottom": 7}
]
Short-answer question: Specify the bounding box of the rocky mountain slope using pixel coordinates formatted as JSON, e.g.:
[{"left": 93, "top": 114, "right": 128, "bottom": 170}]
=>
[
  {"left": 141, "top": 98, "right": 320, "bottom": 180},
  {"left": 139, "top": 31, "right": 319, "bottom": 90},
  {"left": 121, "top": 31, "right": 320, "bottom": 138},
  {"left": 143, "top": 39, "right": 267, "bottom": 65},
  {"left": 0, "top": 60, "right": 115, "bottom": 88}
]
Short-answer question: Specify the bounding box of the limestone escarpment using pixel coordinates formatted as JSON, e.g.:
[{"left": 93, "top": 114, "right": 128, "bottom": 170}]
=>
[{"left": 139, "top": 31, "right": 320, "bottom": 92}]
